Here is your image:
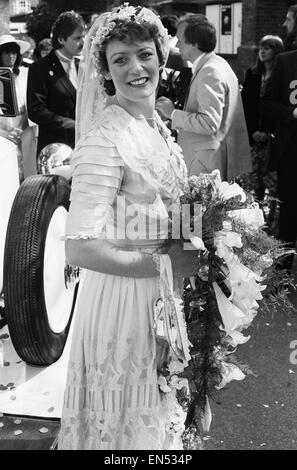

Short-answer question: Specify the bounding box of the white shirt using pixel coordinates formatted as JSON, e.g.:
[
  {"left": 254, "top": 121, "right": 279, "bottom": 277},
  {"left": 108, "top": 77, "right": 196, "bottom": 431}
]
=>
[
  {"left": 191, "top": 53, "right": 207, "bottom": 75},
  {"left": 55, "top": 50, "right": 77, "bottom": 89}
]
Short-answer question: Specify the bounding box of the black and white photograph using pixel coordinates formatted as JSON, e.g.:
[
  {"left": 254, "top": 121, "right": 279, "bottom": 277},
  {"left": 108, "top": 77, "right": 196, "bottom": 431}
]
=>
[{"left": 0, "top": 0, "right": 297, "bottom": 455}]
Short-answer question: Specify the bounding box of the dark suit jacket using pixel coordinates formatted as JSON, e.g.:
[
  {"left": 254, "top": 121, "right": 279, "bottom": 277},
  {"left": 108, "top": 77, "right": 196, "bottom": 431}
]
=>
[
  {"left": 262, "top": 50, "right": 297, "bottom": 169},
  {"left": 27, "top": 49, "right": 78, "bottom": 154}
]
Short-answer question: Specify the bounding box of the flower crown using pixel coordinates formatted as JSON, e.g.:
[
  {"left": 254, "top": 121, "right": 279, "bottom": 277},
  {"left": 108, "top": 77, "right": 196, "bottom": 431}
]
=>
[{"left": 90, "top": 3, "right": 169, "bottom": 73}]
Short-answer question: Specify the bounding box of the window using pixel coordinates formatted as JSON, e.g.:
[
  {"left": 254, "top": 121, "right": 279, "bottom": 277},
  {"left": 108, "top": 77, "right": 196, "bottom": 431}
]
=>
[
  {"left": 206, "top": 2, "right": 242, "bottom": 54},
  {"left": 16, "top": 1, "right": 31, "bottom": 14}
]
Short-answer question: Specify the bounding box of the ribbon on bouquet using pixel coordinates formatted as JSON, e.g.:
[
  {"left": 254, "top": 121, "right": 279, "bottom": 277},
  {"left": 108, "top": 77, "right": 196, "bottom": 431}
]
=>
[{"left": 153, "top": 254, "right": 191, "bottom": 364}]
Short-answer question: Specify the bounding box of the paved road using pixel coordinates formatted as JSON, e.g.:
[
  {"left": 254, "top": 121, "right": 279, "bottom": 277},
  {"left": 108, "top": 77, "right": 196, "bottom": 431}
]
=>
[{"left": 205, "top": 271, "right": 297, "bottom": 450}]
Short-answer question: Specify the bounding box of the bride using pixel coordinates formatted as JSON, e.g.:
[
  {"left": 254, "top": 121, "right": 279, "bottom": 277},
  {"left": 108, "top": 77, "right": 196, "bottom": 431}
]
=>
[{"left": 58, "top": 4, "right": 197, "bottom": 450}]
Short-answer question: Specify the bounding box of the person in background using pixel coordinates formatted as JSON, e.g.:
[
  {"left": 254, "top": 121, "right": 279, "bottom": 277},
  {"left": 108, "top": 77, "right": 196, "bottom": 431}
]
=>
[
  {"left": 262, "top": 43, "right": 297, "bottom": 273},
  {"left": 156, "top": 13, "right": 252, "bottom": 181},
  {"left": 282, "top": 4, "right": 297, "bottom": 51},
  {"left": 158, "top": 14, "right": 192, "bottom": 137},
  {"left": 34, "top": 38, "right": 53, "bottom": 60},
  {"left": 20, "top": 36, "right": 35, "bottom": 67},
  {"left": 161, "top": 14, "right": 179, "bottom": 48},
  {"left": 241, "top": 35, "right": 283, "bottom": 204},
  {"left": 27, "top": 11, "right": 85, "bottom": 156},
  {"left": 0, "top": 34, "right": 37, "bottom": 180}
]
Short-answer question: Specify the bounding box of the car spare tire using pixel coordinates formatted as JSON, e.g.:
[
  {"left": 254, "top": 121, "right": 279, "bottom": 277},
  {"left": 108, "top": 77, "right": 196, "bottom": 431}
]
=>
[{"left": 3, "top": 174, "right": 78, "bottom": 366}]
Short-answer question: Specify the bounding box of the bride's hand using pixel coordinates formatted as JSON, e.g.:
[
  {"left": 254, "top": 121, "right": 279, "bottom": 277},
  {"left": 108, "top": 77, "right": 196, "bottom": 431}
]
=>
[{"left": 167, "top": 241, "right": 199, "bottom": 278}]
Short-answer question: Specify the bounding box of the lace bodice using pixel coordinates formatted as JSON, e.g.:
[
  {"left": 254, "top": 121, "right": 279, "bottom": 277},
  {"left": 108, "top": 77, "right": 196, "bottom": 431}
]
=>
[{"left": 65, "top": 105, "right": 188, "bottom": 246}]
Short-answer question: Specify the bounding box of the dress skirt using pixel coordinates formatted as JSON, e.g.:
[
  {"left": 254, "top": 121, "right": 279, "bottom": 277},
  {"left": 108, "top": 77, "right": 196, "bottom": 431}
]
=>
[{"left": 58, "top": 269, "right": 178, "bottom": 450}]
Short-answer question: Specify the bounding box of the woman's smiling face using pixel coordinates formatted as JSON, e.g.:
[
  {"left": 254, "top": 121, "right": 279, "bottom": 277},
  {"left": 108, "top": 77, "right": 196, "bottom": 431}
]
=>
[{"left": 105, "top": 39, "right": 160, "bottom": 104}]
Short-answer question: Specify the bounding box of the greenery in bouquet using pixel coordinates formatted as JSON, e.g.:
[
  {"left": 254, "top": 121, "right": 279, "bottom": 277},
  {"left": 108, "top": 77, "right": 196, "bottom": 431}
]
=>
[{"left": 161, "top": 170, "right": 295, "bottom": 449}]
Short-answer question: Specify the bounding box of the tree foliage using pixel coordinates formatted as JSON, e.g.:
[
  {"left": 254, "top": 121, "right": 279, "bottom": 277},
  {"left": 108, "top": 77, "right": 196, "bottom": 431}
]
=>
[
  {"left": 26, "top": 3, "right": 58, "bottom": 44},
  {"left": 26, "top": 1, "right": 109, "bottom": 44}
]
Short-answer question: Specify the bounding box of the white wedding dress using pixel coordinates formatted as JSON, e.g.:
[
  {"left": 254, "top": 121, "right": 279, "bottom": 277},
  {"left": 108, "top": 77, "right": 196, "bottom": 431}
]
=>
[{"left": 58, "top": 105, "right": 189, "bottom": 450}]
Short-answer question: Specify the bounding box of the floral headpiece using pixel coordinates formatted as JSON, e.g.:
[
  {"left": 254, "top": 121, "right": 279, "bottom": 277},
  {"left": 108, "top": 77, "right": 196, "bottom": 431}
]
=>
[{"left": 90, "top": 3, "right": 169, "bottom": 73}]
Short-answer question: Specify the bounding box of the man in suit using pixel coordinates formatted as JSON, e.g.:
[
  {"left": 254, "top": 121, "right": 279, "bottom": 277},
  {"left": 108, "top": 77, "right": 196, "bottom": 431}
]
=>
[
  {"left": 262, "top": 49, "right": 297, "bottom": 272},
  {"left": 283, "top": 4, "right": 297, "bottom": 51},
  {"left": 27, "top": 11, "right": 85, "bottom": 155},
  {"left": 156, "top": 14, "right": 251, "bottom": 181}
]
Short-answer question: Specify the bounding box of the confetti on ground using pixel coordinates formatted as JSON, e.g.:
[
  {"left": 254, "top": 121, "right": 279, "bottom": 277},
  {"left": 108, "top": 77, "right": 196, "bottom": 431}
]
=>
[
  {"left": 202, "top": 435, "right": 210, "bottom": 441},
  {"left": 275, "top": 400, "right": 279, "bottom": 404},
  {"left": 236, "top": 404, "right": 242, "bottom": 407},
  {"left": 281, "top": 403, "right": 285, "bottom": 407},
  {"left": 14, "top": 419, "right": 22, "bottom": 425},
  {"left": 263, "top": 404, "right": 269, "bottom": 408},
  {"left": 14, "top": 430, "right": 23, "bottom": 436},
  {"left": 220, "top": 440, "right": 224, "bottom": 443},
  {"left": 3, "top": 362, "right": 10, "bottom": 367},
  {"left": 260, "top": 443, "right": 266, "bottom": 447},
  {"left": 250, "top": 441, "right": 253, "bottom": 444},
  {"left": 39, "top": 427, "right": 49, "bottom": 434},
  {"left": 265, "top": 323, "right": 270, "bottom": 326},
  {"left": 47, "top": 407, "right": 55, "bottom": 413},
  {"left": 10, "top": 395, "right": 16, "bottom": 401},
  {"left": 287, "top": 322, "right": 292, "bottom": 326},
  {"left": 289, "top": 369, "right": 295, "bottom": 374},
  {"left": 0, "top": 422, "right": 4, "bottom": 428}
]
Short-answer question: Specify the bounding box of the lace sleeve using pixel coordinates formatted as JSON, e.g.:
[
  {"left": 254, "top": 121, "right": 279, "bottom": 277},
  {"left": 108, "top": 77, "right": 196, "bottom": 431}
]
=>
[{"left": 65, "top": 133, "right": 124, "bottom": 240}]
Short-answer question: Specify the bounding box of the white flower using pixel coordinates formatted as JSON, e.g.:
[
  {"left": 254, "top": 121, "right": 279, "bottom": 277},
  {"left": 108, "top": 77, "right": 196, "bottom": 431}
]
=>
[
  {"left": 167, "top": 357, "right": 188, "bottom": 375},
  {"left": 169, "top": 375, "right": 188, "bottom": 391},
  {"left": 228, "top": 203, "right": 265, "bottom": 229},
  {"left": 190, "top": 236, "right": 206, "bottom": 251},
  {"left": 200, "top": 395, "right": 212, "bottom": 432},
  {"left": 213, "top": 282, "right": 246, "bottom": 333},
  {"left": 215, "top": 238, "right": 237, "bottom": 264},
  {"left": 222, "top": 220, "right": 232, "bottom": 231},
  {"left": 214, "top": 230, "right": 242, "bottom": 249},
  {"left": 157, "top": 375, "right": 172, "bottom": 393},
  {"left": 217, "top": 362, "right": 246, "bottom": 389},
  {"left": 216, "top": 181, "right": 247, "bottom": 202},
  {"left": 226, "top": 330, "right": 250, "bottom": 347}
]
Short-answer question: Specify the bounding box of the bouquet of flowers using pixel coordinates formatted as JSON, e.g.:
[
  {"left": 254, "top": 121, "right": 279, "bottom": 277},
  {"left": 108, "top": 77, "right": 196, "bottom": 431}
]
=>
[{"left": 155, "top": 170, "right": 295, "bottom": 449}]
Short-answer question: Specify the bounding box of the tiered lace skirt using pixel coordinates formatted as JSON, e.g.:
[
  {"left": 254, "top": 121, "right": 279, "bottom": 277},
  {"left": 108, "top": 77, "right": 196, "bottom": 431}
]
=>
[{"left": 58, "top": 269, "right": 182, "bottom": 450}]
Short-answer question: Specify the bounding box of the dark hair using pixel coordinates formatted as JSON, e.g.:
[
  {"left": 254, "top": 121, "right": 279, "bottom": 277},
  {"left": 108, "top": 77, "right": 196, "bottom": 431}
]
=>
[
  {"left": 33, "top": 37, "right": 53, "bottom": 60},
  {"left": 286, "top": 4, "right": 297, "bottom": 46},
  {"left": 288, "top": 3, "right": 297, "bottom": 19},
  {"left": 0, "top": 42, "right": 21, "bottom": 75},
  {"left": 178, "top": 14, "right": 216, "bottom": 53},
  {"left": 51, "top": 10, "right": 85, "bottom": 50},
  {"left": 161, "top": 15, "right": 178, "bottom": 37},
  {"left": 38, "top": 37, "right": 52, "bottom": 51},
  {"left": 252, "top": 35, "right": 284, "bottom": 74},
  {"left": 98, "top": 19, "right": 165, "bottom": 96}
]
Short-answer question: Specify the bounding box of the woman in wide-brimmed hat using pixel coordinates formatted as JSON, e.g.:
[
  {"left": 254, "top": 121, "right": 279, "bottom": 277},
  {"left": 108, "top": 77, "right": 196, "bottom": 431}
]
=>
[{"left": 0, "top": 34, "right": 37, "bottom": 180}]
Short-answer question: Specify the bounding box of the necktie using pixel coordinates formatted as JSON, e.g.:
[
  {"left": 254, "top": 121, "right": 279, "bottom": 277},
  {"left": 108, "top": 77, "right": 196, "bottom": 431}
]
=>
[{"left": 65, "top": 59, "right": 77, "bottom": 89}]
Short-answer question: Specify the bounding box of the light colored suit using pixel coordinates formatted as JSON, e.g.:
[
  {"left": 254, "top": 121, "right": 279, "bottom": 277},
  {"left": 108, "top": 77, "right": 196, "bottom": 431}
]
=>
[{"left": 172, "top": 52, "right": 252, "bottom": 180}]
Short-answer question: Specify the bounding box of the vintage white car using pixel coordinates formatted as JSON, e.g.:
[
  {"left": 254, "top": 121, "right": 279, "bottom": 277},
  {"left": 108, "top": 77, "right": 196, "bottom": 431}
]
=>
[{"left": 0, "top": 67, "right": 78, "bottom": 366}]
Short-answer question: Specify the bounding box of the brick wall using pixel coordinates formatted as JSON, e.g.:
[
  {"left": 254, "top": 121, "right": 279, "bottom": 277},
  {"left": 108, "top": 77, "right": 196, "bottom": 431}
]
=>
[
  {"left": 0, "top": 0, "right": 10, "bottom": 34},
  {"left": 236, "top": 0, "right": 292, "bottom": 83},
  {"left": 255, "top": 0, "right": 290, "bottom": 43}
]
